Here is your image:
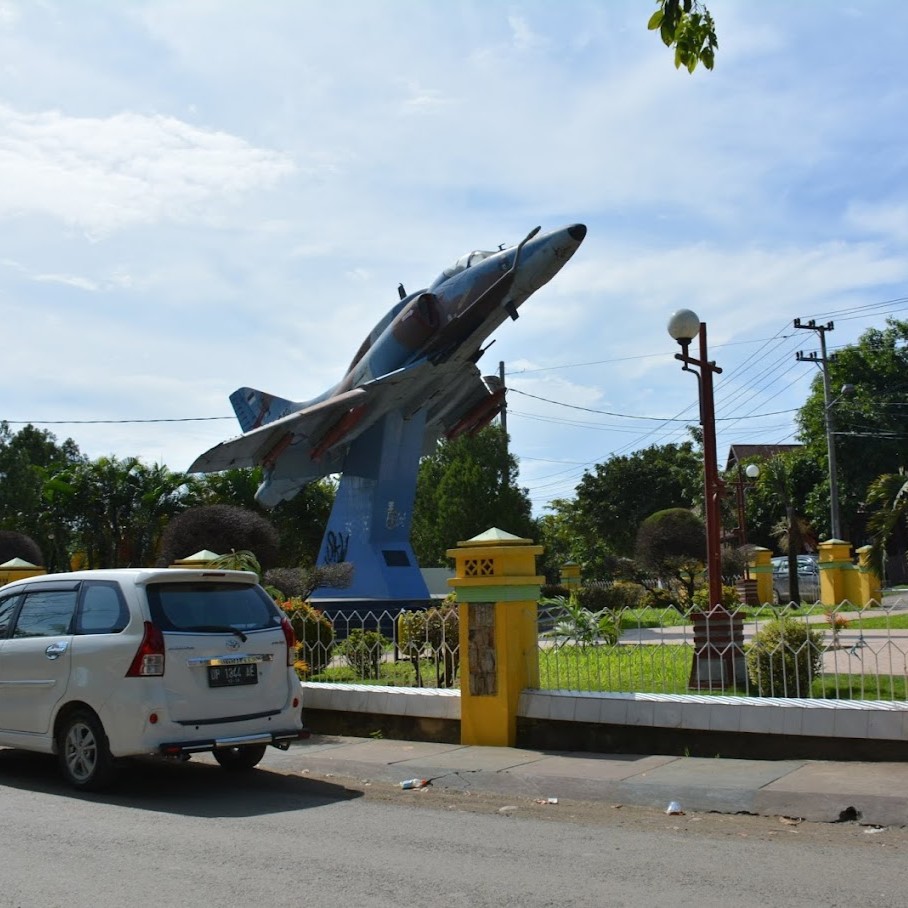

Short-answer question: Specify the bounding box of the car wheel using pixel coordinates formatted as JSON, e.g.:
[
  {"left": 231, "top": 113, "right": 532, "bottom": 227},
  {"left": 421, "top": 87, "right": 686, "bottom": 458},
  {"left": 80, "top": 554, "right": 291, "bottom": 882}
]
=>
[
  {"left": 213, "top": 744, "right": 267, "bottom": 772},
  {"left": 58, "top": 710, "right": 115, "bottom": 791},
  {"left": 772, "top": 586, "right": 781, "bottom": 605}
]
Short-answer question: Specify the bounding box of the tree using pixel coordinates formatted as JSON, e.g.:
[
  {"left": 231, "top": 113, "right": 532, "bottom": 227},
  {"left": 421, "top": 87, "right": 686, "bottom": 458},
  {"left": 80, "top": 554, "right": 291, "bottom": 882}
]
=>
[
  {"left": 567, "top": 442, "right": 702, "bottom": 563},
  {"left": 158, "top": 504, "right": 281, "bottom": 570},
  {"left": 796, "top": 319, "right": 908, "bottom": 543},
  {"left": 753, "top": 454, "right": 816, "bottom": 604},
  {"left": 0, "top": 422, "right": 83, "bottom": 570},
  {"left": 412, "top": 425, "right": 535, "bottom": 566},
  {"left": 635, "top": 507, "right": 705, "bottom": 602},
  {"left": 52, "top": 457, "right": 194, "bottom": 568},
  {"left": 865, "top": 471, "right": 908, "bottom": 585},
  {"left": 648, "top": 0, "right": 717, "bottom": 72}
]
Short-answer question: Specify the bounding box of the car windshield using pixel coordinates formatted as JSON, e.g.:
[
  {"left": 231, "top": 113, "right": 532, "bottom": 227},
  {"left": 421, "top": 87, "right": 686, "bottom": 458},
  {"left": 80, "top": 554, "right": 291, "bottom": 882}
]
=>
[{"left": 145, "top": 582, "right": 282, "bottom": 633}]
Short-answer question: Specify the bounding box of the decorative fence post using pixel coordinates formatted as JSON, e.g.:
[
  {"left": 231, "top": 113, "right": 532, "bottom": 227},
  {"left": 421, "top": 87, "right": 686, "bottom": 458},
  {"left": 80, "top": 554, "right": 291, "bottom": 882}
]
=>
[{"left": 447, "top": 528, "right": 543, "bottom": 747}]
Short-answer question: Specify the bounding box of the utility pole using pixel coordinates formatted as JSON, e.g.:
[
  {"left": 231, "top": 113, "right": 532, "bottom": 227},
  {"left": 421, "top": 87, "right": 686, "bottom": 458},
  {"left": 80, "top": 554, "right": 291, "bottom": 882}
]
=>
[
  {"left": 498, "top": 360, "right": 507, "bottom": 438},
  {"left": 498, "top": 360, "right": 508, "bottom": 488},
  {"left": 794, "top": 318, "right": 842, "bottom": 539}
]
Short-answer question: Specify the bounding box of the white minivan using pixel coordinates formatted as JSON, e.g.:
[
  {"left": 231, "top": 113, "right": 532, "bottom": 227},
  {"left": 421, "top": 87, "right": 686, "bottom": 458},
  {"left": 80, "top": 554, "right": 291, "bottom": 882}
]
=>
[{"left": 0, "top": 568, "right": 305, "bottom": 790}]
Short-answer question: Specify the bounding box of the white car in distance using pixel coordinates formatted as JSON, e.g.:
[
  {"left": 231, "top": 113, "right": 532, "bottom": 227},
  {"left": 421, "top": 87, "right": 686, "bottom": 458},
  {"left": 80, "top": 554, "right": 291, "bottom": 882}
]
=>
[{"left": 0, "top": 568, "right": 305, "bottom": 790}]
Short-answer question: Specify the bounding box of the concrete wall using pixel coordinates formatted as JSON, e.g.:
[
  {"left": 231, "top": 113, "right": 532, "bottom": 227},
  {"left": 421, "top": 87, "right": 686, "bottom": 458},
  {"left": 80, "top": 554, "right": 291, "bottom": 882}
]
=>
[{"left": 301, "top": 682, "right": 908, "bottom": 762}]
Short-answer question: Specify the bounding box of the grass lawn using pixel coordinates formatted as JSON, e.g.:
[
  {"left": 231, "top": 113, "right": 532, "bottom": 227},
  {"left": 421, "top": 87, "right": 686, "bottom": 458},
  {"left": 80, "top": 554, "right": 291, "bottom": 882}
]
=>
[
  {"left": 539, "top": 643, "right": 693, "bottom": 694},
  {"left": 845, "top": 613, "right": 908, "bottom": 630}
]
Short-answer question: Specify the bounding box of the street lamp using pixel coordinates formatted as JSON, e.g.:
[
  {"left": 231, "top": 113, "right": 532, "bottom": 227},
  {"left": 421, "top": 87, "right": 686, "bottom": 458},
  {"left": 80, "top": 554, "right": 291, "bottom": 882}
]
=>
[
  {"left": 734, "top": 462, "right": 760, "bottom": 549},
  {"left": 667, "top": 309, "right": 724, "bottom": 611},
  {"left": 668, "top": 309, "right": 745, "bottom": 689}
]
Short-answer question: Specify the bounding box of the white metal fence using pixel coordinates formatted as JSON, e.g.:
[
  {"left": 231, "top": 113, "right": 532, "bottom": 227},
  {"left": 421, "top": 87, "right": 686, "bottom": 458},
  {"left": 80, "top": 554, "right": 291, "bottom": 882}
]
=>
[{"left": 288, "top": 597, "right": 908, "bottom": 702}]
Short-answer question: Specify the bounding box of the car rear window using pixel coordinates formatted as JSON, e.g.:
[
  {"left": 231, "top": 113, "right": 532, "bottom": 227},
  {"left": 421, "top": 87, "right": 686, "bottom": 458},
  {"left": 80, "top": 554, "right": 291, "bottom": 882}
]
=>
[{"left": 145, "top": 582, "right": 281, "bottom": 633}]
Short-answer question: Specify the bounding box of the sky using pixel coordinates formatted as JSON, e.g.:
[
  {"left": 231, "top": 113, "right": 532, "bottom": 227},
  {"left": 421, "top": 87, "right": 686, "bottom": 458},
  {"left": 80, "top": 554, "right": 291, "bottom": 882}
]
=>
[{"left": 1, "top": 1, "right": 907, "bottom": 516}]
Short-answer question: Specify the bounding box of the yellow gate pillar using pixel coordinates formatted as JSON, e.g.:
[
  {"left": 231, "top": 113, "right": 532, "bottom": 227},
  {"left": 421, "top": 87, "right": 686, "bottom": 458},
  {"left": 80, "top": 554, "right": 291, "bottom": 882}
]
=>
[
  {"left": 0, "top": 558, "right": 46, "bottom": 586},
  {"left": 855, "top": 545, "right": 882, "bottom": 607},
  {"left": 560, "top": 561, "right": 581, "bottom": 591},
  {"left": 819, "top": 539, "right": 853, "bottom": 605},
  {"left": 748, "top": 547, "right": 773, "bottom": 605},
  {"left": 448, "top": 528, "right": 544, "bottom": 747}
]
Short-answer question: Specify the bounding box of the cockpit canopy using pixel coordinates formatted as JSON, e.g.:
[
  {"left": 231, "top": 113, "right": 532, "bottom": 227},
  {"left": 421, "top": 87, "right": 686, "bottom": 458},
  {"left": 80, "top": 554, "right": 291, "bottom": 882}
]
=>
[{"left": 429, "top": 250, "right": 496, "bottom": 290}]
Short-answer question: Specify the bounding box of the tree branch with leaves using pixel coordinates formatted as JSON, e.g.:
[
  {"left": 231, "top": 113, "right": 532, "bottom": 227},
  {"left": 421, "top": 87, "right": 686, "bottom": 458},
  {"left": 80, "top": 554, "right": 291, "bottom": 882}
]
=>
[{"left": 648, "top": 0, "right": 717, "bottom": 72}]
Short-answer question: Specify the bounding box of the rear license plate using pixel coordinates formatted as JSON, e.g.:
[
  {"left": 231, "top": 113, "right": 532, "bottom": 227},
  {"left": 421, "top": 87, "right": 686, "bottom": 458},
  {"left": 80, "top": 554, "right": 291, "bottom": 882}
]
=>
[{"left": 208, "top": 663, "right": 258, "bottom": 687}]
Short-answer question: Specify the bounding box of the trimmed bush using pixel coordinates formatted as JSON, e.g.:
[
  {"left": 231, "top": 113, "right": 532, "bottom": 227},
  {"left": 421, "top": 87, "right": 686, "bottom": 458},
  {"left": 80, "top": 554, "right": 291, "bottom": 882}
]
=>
[
  {"left": 340, "top": 629, "right": 388, "bottom": 680},
  {"left": 396, "top": 604, "right": 459, "bottom": 688},
  {"left": 573, "top": 583, "right": 614, "bottom": 612},
  {"left": 0, "top": 530, "right": 43, "bottom": 566},
  {"left": 639, "top": 587, "right": 679, "bottom": 611},
  {"left": 692, "top": 583, "right": 742, "bottom": 612},
  {"left": 745, "top": 617, "right": 824, "bottom": 697}
]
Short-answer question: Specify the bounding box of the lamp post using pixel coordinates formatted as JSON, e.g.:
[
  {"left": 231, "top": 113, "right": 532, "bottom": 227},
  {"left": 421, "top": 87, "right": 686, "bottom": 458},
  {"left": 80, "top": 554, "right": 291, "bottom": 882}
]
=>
[
  {"left": 668, "top": 309, "right": 745, "bottom": 689},
  {"left": 667, "top": 309, "right": 724, "bottom": 611},
  {"left": 733, "top": 462, "right": 761, "bottom": 549}
]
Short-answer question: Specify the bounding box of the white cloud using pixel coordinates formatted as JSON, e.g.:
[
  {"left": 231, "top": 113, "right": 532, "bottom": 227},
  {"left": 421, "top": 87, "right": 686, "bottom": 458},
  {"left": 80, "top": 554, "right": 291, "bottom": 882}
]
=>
[{"left": 0, "top": 104, "right": 296, "bottom": 234}]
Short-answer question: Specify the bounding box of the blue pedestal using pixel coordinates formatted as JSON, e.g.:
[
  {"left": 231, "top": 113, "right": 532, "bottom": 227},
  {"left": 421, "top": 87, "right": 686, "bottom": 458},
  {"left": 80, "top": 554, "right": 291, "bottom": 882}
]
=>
[{"left": 311, "top": 409, "right": 430, "bottom": 601}]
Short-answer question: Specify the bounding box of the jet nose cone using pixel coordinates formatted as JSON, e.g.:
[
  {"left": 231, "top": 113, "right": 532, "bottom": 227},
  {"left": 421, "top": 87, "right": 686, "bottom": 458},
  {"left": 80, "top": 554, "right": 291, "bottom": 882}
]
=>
[{"left": 568, "top": 223, "right": 587, "bottom": 243}]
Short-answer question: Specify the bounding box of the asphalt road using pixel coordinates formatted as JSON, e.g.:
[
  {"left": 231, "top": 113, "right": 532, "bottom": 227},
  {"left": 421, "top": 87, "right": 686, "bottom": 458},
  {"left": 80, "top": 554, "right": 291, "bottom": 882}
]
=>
[{"left": 0, "top": 749, "right": 906, "bottom": 908}]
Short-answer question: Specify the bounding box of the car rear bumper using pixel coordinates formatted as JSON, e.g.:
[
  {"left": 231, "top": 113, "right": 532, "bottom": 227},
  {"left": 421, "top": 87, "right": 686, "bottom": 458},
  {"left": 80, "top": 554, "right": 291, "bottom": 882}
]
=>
[{"left": 158, "top": 726, "right": 310, "bottom": 757}]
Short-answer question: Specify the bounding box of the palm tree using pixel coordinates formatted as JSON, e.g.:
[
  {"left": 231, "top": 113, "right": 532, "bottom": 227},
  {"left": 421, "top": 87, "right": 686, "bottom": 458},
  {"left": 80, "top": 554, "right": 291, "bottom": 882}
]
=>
[
  {"left": 758, "top": 456, "right": 814, "bottom": 605},
  {"left": 866, "top": 471, "right": 908, "bottom": 584}
]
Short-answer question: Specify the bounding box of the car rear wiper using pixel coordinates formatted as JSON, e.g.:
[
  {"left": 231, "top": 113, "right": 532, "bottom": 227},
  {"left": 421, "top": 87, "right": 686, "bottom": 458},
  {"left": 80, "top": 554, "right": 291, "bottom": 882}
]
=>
[{"left": 186, "top": 625, "right": 248, "bottom": 642}]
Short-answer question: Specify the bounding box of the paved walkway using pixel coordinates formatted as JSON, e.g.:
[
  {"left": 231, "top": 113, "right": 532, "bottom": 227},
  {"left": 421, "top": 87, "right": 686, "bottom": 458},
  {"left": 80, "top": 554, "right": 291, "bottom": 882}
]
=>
[{"left": 268, "top": 734, "right": 908, "bottom": 827}]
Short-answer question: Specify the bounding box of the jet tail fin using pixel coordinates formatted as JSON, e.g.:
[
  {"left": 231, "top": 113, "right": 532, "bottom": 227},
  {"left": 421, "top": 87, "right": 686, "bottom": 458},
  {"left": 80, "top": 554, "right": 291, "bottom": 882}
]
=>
[{"left": 229, "top": 387, "right": 296, "bottom": 432}]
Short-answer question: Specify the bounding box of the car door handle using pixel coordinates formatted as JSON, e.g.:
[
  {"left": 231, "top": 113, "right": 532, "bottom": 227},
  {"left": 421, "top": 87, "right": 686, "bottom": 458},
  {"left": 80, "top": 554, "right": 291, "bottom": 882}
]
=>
[{"left": 45, "top": 641, "right": 69, "bottom": 660}]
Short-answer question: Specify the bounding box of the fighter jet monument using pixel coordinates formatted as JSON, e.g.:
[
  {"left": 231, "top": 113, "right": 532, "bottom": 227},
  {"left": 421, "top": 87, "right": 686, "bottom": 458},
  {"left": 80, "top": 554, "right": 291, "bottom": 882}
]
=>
[{"left": 190, "top": 223, "right": 587, "bottom": 601}]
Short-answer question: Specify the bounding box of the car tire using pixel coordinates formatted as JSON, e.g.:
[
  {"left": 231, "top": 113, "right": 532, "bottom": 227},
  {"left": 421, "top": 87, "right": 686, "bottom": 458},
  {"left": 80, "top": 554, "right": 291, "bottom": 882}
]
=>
[
  {"left": 772, "top": 587, "right": 781, "bottom": 606},
  {"left": 58, "top": 710, "right": 116, "bottom": 791},
  {"left": 212, "top": 744, "right": 267, "bottom": 772}
]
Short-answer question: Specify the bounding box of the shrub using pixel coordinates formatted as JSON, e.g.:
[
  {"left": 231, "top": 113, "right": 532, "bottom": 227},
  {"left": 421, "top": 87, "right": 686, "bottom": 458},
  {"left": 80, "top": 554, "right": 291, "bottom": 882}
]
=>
[
  {"left": 639, "top": 587, "right": 680, "bottom": 611},
  {"left": 340, "top": 629, "right": 388, "bottom": 679},
  {"left": 278, "top": 598, "right": 335, "bottom": 676},
  {"left": 573, "top": 583, "right": 614, "bottom": 613},
  {"left": 604, "top": 580, "right": 647, "bottom": 611},
  {"left": 545, "top": 594, "right": 619, "bottom": 647},
  {"left": 265, "top": 563, "right": 354, "bottom": 600},
  {"left": 574, "top": 581, "right": 646, "bottom": 613},
  {"left": 745, "top": 617, "right": 824, "bottom": 697},
  {"left": 396, "top": 605, "right": 459, "bottom": 688},
  {"left": 540, "top": 583, "right": 570, "bottom": 601},
  {"left": 691, "top": 583, "right": 742, "bottom": 612}
]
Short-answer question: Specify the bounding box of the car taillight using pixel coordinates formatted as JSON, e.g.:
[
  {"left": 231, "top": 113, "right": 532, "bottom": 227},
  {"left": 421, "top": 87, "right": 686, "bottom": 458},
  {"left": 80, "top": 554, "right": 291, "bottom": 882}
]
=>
[
  {"left": 126, "top": 621, "right": 165, "bottom": 677},
  {"left": 280, "top": 616, "right": 296, "bottom": 666}
]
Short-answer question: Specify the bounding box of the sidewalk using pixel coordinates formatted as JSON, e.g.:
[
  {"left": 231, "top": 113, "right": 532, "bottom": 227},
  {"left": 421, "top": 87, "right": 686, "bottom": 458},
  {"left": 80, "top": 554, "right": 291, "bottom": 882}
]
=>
[{"left": 267, "top": 734, "right": 908, "bottom": 827}]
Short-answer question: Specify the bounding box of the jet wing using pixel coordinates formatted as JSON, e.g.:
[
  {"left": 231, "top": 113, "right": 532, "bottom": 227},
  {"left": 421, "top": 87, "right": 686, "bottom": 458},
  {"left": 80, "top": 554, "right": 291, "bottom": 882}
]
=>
[
  {"left": 188, "top": 387, "right": 368, "bottom": 472},
  {"left": 190, "top": 358, "right": 503, "bottom": 476}
]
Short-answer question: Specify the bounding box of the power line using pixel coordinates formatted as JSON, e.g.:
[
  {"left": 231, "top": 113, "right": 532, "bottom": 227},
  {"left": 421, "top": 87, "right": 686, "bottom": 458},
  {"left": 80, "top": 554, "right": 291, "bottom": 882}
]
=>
[
  {"left": 509, "top": 388, "right": 800, "bottom": 422},
  {"left": 3, "top": 416, "right": 233, "bottom": 425}
]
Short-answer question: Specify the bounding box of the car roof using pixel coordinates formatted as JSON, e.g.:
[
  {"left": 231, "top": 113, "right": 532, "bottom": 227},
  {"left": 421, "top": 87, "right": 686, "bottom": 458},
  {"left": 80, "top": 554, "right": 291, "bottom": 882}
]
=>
[{"left": 1, "top": 568, "right": 260, "bottom": 593}]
